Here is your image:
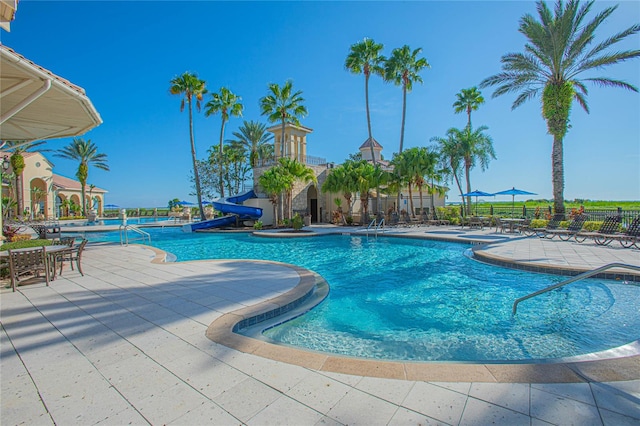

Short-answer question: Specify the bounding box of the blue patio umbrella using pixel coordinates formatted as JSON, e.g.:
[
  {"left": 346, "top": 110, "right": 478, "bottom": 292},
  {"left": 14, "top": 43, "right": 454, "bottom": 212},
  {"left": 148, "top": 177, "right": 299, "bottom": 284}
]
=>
[
  {"left": 493, "top": 187, "right": 537, "bottom": 217},
  {"left": 461, "top": 190, "right": 494, "bottom": 215},
  {"left": 104, "top": 204, "right": 119, "bottom": 208}
]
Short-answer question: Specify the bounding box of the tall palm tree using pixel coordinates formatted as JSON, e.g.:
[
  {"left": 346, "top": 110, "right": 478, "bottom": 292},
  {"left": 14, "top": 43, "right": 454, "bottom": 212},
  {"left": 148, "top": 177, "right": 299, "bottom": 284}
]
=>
[
  {"left": 230, "top": 120, "right": 274, "bottom": 168},
  {"left": 480, "top": 0, "right": 639, "bottom": 215},
  {"left": 3, "top": 140, "right": 47, "bottom": 218},
  {"left": 169, "top": 72, "right": 207, "bottom": 221},
  {"left": 259, "top": 80, "right": 308, "bottom": 159},
  {"left": 453, "top": 87, "right": 485, "bottom": 128},
  {"left": 55, "top": 138, "right": 109, "bottom": 216},
  {"left": 449, "top": 126, "right": 496, "bottom": 215},
  {"left": 384, "top": 45, "right": 430, "bottom": 154},
  {"left": 205, "top": 87, "right": 243, "bottom": 198},
  {"left": 345, "top": 37, "right": 386, "bottom": 215},
  {"left": 432, "top": 130, "right": 467, "bottom": 214}
]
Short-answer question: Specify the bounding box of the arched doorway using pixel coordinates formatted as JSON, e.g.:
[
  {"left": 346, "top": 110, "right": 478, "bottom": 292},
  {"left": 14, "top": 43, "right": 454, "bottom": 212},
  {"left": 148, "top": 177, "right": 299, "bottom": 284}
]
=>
[
  {"left": 56, "top": 194, "right": 66, "bottom": 218},
  {"left": 29, "top": 178, "right": 47, "bottom": 220},
  {"left": 306, "top": 185, "right": 318, "bottom": 223}
]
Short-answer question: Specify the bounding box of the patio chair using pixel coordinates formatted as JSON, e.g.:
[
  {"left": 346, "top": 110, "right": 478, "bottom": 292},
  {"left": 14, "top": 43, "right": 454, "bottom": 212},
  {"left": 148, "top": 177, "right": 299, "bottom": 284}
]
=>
[
  {"left": 56, "top": 239, "right": 88, "bottom": 276},
  {"left": 607, "top": 216, "right": 640, "bottom": 249},
  {"left": 533, "top": 214, "right": 565, "bottom": 237},
  {"left": 8, "top": 247, "right": 50, "bottom": 292},
  {"left": 574, "top": 216, "right": 621, "bottom": 245},
  {"left": 469, "top": 216, "right": 484, "bottom": 230},
  {"left": 544, "top": 214, "right": 587, "bottom": 240}
]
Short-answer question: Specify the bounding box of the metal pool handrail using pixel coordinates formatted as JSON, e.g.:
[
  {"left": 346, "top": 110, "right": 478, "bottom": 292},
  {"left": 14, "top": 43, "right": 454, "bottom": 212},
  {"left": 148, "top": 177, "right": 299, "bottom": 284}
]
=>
[
  {"left": 119, "top": 224, "right": 151, "bottom": 245},
  {"left": 366, "top": 218, "right": 385, "bottom": 236},
  {"left": 512, "top": 263, "right": 640, "bottom": 315}
]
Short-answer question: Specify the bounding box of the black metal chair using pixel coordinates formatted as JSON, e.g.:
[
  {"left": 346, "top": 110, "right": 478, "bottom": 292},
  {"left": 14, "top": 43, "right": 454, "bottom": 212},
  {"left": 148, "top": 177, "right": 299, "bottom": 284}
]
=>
[{"left": 574, "top": 216, "right": 621, "bottom": 245}]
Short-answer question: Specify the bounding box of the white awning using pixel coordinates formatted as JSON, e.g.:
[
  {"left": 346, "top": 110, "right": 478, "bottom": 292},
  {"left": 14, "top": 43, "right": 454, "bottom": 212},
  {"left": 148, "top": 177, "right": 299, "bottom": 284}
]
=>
[{"left": 0, "top": 44, "right": 102, "bottom": 142}]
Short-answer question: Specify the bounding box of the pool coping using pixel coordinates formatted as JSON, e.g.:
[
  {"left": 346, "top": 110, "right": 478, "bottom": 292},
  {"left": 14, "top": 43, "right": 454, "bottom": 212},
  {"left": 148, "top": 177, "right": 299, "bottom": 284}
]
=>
[
  {"left": 201, "top": 259, "right": 640, "bottom": 383},
  {"left": 137, "top": 234, "right": 640, "bottom": 383}
]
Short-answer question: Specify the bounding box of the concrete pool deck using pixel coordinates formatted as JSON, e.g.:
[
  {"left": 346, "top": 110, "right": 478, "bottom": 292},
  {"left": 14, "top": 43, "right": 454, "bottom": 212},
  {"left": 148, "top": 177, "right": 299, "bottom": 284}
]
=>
[{"left": 1, "top": 225, "right": 639, "bottom": 425}]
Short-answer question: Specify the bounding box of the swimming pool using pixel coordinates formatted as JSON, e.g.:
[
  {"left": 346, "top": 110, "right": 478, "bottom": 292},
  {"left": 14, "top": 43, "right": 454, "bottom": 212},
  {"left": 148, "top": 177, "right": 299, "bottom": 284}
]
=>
[{"left": 81, "top": 228, "right": 640, "bottom": 362}]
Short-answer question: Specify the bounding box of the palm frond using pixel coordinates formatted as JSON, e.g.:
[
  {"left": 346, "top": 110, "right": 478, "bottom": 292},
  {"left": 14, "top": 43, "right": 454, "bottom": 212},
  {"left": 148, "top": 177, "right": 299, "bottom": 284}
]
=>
[
  {"left": 573, "top": 50, "right": 640, "bottom": 76},
  {"left": 583, "top": 77, "right": 639, "bottom": 92},
  {"left": 573, "top": 91, "right": 589, "bottom": 113}
]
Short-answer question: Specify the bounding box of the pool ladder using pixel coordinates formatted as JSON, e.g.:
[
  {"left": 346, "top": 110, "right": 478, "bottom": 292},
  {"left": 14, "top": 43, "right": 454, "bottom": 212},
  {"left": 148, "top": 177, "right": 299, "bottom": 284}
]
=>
[
  {"left": 512, "top": 263, "right": 640, "bottom": 315},
  {"left": 366, "top": 218, "right": 385, "bottom": 236},
  {"left": 119, "top": 224, "right": 151, "bottom": 245}
]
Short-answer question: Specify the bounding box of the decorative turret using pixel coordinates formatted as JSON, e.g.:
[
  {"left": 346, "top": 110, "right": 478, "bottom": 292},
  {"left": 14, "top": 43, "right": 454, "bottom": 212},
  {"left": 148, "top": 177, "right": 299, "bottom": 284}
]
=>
[
  {"left": 359, "top": 137, "right": 383, "bottom": 162},
  {"left": 267, "top": 123, "right": 313, "bottom": 163}
]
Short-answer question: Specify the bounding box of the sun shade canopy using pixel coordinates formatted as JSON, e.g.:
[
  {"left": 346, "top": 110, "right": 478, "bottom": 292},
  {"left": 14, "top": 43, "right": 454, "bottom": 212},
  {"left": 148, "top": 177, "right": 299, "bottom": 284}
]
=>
[{"left": 0, "top": 44, "right": 102, "bottom": 142}]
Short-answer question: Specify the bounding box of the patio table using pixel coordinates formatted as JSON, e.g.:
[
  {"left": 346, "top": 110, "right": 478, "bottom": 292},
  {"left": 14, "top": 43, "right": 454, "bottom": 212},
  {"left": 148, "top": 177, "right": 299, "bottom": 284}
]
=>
[{"left": 0, "top": 245, "right": 70, "bottom": 281}]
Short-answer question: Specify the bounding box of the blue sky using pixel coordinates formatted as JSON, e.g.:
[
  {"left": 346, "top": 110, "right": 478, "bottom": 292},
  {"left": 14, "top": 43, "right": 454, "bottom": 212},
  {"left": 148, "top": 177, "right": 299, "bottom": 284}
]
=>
[{"left": 3, "top": 0, "right": 639, "bottom": 207}]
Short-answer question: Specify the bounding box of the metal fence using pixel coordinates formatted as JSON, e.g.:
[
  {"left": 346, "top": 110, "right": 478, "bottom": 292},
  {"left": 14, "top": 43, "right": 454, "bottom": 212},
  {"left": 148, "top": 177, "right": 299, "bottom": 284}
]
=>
[{"left": 457, "top": 205, "right": 639, "bottom": 228}]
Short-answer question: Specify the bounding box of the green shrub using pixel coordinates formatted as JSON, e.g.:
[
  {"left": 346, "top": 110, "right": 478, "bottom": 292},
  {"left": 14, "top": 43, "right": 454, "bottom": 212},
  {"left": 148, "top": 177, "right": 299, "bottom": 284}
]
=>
[
  {"left": 292, "top": 214, "right": 304, "bottom": 230},
  {"left": 1, "top": 239, "right": 51, "bottom": 251},
  {"left": 530, "top": 219, "right": 547, "bottom": 228},
  {"left": 253, "top": 220, "right": 263, "bottom": 230},
  {"left": 345, "top": 216, "right": 354, "bottom": 225}
]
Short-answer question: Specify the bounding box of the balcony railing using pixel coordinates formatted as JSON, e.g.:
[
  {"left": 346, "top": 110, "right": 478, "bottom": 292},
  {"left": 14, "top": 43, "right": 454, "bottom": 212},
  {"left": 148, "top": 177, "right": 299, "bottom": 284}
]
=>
[{"left": 255, "top": 155, "right": 327, "bottom": 168}]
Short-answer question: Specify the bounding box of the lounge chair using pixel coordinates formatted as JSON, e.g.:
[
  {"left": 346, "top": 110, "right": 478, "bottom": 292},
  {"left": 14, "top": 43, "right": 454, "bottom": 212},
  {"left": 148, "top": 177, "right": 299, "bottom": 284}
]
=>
[
  {"left": 515, "top": 219, "right": 534, "bottom": 236},
  {"left": 574, "top": 216, "right": 621, "bottom": 245},
  {"left": 8, "top": 247, "right": 50, "bottom": 292},
  {"left": 544, "top": 214, "right": 587, "bottom": 240},
  {"left": 533, "top": 214, "right": 565, "bottom": 237},
  {"left": 428, "top": 209, "right": 450, "bottom": 226},
  {"left": 607, "top": 216, "right": 640, "bottom": 249}
]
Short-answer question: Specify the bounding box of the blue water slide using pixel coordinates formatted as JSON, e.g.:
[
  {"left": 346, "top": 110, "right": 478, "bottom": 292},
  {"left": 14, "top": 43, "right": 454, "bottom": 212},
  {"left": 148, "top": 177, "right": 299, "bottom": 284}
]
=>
[{"left": 182, "top": 190, "right": 262, "bottom": 232}]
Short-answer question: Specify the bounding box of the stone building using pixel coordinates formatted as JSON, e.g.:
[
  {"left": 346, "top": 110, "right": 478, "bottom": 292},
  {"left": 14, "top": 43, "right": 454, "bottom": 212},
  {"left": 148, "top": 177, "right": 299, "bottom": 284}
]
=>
[{"left": 250, "top": 124, "right": 446, "bottom": 226}]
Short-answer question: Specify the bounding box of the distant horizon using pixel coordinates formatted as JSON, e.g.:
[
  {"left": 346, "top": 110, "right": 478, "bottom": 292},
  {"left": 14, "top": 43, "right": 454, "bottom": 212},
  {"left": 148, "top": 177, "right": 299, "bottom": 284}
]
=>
[{"left": 2, "top": 1, "right": 638, "bottom": 206}]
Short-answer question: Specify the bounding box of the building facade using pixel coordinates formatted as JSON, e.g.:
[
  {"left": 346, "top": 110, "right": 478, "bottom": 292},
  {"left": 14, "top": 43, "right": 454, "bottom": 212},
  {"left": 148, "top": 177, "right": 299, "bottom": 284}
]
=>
[{"left": 1, "top": 151, "right": 107, "bottom": 220}]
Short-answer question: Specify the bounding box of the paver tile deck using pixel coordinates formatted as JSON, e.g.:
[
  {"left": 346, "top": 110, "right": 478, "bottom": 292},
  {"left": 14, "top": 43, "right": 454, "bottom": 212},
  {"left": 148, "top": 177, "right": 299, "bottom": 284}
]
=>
[{"left": 1, "top": 225, "right": 639, "bottom": 425}]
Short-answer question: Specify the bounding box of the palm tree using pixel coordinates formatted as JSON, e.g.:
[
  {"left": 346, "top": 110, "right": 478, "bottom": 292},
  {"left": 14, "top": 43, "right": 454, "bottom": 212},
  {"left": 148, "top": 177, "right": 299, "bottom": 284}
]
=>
[
  {"left": 345, "top": 38, "right": 385, "bottom": 167},
  {"left": 259, "top": 80, "right": 308, "bottom": 159},
  {"left": 322, "top": 164, "right": 357, "bottom": 217},
  {"left": 205, "top": 87, "right": 243, "bottom": 198},
  {"left": 449, "top": 126, "right": 496, "bottom": 215},
  {"left": 432, "top": 130, "right": 467, "bottom": 214},
  {"left": 278, "top": 157, "right": 317, "bottom": 220},
  {"left": 258, "top": 166, "right": 290, "bottom": 227},
  {"left": 480, "top": 0, "right": 640, "bottom": 214},
  {"left": 169, "top": 72, "right": 207, "bottom": 221},
  {"left": 453, "top": 87, "right": 484, "bottom": 128},
  {"left": 384, "top": 45, "right": 430, "bottom": 154},
  {"left": 230, "top": 120, "right": 274, "bottom": 168},
  {"left": 55, "top": 138, "right": 109, "bottom": 216},
  {"left": 353, "top": 160, "right": 382, "bottom": 222},
  {"left": 390, "top": 151, "right": 416, "bottom": 216},
  {"left": 4, "top": 140, "right": 47, "bottom": 218}
]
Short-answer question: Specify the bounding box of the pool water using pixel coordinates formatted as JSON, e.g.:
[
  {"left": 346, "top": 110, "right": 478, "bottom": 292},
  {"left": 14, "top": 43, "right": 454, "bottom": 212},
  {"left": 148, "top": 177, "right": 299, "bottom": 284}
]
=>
[{"left": 81, "top": 228, "right": 640, "bottom": 362}]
